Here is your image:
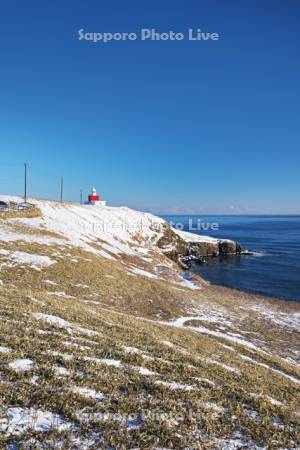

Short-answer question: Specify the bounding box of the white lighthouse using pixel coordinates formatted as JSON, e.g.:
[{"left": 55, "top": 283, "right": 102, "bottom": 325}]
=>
[{"left": 85, "top": 187, "right": 107, "bottom": 206}]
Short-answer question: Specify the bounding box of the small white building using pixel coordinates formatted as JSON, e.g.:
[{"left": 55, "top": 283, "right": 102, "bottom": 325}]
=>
[{"left": 85, "top": 187, "right": 106, "bottom": 206}]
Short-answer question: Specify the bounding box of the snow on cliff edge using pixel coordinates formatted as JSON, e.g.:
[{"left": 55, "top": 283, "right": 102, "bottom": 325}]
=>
[{"left": 0, "top": 196, "right": 226, "bottom": 260}]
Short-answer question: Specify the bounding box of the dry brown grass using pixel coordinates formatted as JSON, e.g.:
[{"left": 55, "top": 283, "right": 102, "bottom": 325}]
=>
[
  {"left": 0, "top": 227, "right": 300, "bottom": 448},
  {"left": 0, "top": 285, "right": 300, "bottom": 449},
  {"left": 0, "top": 208, "right": 41, "bottom": 220},
  {"left": 0, "top": 240, "right": 198, "bottom": 321}
]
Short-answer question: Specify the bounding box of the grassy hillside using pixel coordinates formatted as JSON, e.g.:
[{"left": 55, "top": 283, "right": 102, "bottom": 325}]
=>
[{"left": 0, "top": 199, "right": 299, "bottom": 449}]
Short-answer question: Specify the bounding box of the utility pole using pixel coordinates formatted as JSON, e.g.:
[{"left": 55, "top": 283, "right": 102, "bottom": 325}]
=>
[
  {"left": 60, "top": 177, "right": 64, "bottom": 203},
  {"left": 80, "top": 189, "right": 83, "bottom": 205},
  {"left": 24, "top": 162, "right": 28, "bottom": 203}
]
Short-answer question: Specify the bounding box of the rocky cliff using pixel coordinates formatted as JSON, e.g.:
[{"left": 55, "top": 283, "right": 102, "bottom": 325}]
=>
[
  {"left": 0, "top": 195, "right": 244, "bottom": 273},
  {"left": 157, "top": 224, "right": 243, "bottom": 268}
]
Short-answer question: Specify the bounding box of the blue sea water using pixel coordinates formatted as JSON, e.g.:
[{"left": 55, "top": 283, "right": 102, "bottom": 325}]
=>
[{"left": 162, "top": 215, "right": 300, "bottom": 302}]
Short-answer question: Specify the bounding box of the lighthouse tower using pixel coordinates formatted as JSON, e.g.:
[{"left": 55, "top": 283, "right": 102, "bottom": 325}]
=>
[{"left": 85, "top": 187, "right": 107, "bottom": 206}]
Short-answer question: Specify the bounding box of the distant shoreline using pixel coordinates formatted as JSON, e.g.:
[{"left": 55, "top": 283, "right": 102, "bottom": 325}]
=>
[{"left": 163, "top": 215, "right": 300, "bottom": 303}]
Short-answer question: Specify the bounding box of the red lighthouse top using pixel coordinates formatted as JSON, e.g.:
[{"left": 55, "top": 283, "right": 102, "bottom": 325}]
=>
[{"left": 88, "top": 187, "right": 100, "bottom": 202}]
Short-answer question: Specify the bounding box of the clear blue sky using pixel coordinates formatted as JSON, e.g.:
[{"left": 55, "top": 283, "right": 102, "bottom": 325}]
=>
[{"left": 1, "top": 0, "right": 299, "bottom": 214}]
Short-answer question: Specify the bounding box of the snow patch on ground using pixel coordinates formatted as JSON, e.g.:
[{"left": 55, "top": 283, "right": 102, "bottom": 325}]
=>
[
  {"left": 213, "top": 431, "right": 268, "bottom": 450},
  {"left": 83, "top": 356, "right": 158, "bottom": 377},
  {"left": 32, "top": 313, "right": 100, "bottom": 337},
  {"left": 250, "top": 392, "right": 283, "bottom": 406},
  {"left": 71, "top": 386, "right": 107, "bottom": 401},
  {"left": 239, "top": 354, "right": 300, "bottom": 385},
  {"left": 0, "top": 407, "right": 72, "bottom": 436},
  {"left": 8, "top": 359, "right": 34, "bottom": 372},
  {"left": 47, "top": 351, "right": 74, "bottom": 361},
  {"left": 244, "top": 303, "right": 300, "bottom": 332},
  {"left": 177, "top": 276, "right": 202, "bottom": 290},
  {"left": 1, "top": 250, "right": 55, "bottom": 270},
  {"left": 128, "top": 267, "right": 158, "bottom": 279},
  {"left": 33, "top": 313, "right": 70, "bottom": 328},
  {"left": 165, "top": 316, "right": 262, "bottom": 352},
  {"left": 75, "top": 409, "right": 143, "bottom": 431},
  {"left": 197, "top": 401, "right": 225, "bottom": 414},
  {"left": 193, "top": 377, "right": 215, "bottom": 387},
  {"left": 155, "top": 380, "right": 195, "bottom": 391},
  {"left": 123, "top": 346, "right": 142, "bottom": 354},
  {"left": 162, "top": 340, "right": 175, "bottom": 348},
  {"left": 47, "top": 291, "right": 75, "bottom": 299},
  {"left": 43, "top": 279, "right": 58, "bottom": 285},
  {"left": 205, "top": 358, "right": 240, "bottom": 373},
  {"left": 0, "top": 224, "right": 67, "bottom": 247},
  {"left": 75, "top": 326, "right": 100, "bottom": 337},
  {"left": 135, "top": 366, "right": 158, "bottom": 376},
  {"left": 0, "top": 346, "right": 12, "bottom": 354},
  {"left": 53, "top": 366, "right": 71, "bottom": 376},
  {"left": 63, "top": 341, "right": 91, "bottom": 351},
  {"left": 173, "top": 229, "right": 220, "bottom": 244},
  {"left": 83, "top": 356, "right": 122, "bottom": 368}
]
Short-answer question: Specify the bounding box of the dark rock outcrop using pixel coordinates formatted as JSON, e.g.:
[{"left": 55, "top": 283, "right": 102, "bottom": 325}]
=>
[{"left": 157, "top": 225, "right": 243, "bottom": 269}]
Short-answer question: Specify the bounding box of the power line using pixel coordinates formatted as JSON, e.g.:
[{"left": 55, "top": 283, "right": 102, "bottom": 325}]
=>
[
  {"left": 60, "top": 177, "right": 64, "bottom": 203},
  {"left": 24, "top": 163, "right": 28, "bottom": 203}
]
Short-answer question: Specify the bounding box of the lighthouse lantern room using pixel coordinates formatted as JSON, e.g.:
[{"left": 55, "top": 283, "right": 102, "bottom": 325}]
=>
[{"left": 85, "top": 187, "right": 107, "bottom": 206}]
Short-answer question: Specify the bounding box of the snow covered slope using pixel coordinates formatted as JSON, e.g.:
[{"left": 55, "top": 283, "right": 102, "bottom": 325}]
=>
[
  {"left": 0, "top": 196, "right": 230, "bottom": 261},
  {"left": 0, "top": 196, "right": 164, "bottom": 258}
]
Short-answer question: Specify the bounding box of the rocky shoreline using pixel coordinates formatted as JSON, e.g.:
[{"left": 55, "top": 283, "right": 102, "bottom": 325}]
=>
[{"left": 157, "top": 224, "right": 248, "bottom": 269}]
